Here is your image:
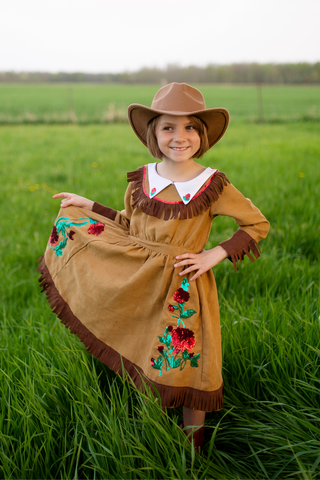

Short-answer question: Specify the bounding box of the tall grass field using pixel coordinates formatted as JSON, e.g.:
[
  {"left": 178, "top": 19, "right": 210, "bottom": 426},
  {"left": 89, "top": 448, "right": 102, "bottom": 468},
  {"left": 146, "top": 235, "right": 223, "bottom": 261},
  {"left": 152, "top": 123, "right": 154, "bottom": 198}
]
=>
[
  {"left": 1, "top": 83, "right": 320, "bottom": 123},
  {"left": 0, "top": 118, "right": 320, "bottom": 478}
]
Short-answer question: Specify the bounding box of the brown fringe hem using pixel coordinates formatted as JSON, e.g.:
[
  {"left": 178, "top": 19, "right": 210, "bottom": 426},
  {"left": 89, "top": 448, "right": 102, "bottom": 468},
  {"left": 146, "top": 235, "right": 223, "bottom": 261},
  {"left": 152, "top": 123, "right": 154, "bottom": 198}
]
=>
[
  {"left": 127, "top": 166, "right": 229, "bottom": 221},
  {"left": 37, "top": 255, "right": 224, "bottom": 412}
]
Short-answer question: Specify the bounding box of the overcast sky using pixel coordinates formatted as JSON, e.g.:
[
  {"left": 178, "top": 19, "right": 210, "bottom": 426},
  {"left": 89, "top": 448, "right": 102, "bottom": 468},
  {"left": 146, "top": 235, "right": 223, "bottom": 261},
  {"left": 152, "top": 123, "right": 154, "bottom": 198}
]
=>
[{"left": 1, "top": 0, "right": 319, "bottom": 72}]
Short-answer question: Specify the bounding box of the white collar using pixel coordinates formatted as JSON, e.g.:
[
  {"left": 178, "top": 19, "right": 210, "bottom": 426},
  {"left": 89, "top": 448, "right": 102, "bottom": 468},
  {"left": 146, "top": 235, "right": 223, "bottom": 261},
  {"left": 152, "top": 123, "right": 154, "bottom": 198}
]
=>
[{"left": 147, "top": 163, "right": 217, "bottom": 205}]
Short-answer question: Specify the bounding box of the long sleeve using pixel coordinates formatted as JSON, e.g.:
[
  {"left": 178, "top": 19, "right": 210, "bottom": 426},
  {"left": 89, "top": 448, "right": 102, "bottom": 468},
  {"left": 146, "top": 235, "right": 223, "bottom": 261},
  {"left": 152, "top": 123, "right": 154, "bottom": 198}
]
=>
[
  {"left": 211, "top": 182, "right": 270, "bottom": 271},
  {"left": 92, "top": 184, "right": 133, "bottom": 229}
]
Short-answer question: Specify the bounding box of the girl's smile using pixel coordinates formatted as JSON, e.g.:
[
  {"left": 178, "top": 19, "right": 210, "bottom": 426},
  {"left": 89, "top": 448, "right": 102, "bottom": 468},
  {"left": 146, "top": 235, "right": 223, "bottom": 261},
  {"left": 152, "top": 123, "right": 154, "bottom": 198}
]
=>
[{"left": 155, "top": 115, "right": 201, "bottom": 164}]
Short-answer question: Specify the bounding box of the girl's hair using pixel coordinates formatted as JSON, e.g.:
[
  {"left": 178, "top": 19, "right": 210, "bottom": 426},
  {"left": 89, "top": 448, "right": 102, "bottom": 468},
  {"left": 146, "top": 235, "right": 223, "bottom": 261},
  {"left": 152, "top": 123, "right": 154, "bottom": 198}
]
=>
[{"left": 146, "top": 115, "right": 210, "bottom": 160}]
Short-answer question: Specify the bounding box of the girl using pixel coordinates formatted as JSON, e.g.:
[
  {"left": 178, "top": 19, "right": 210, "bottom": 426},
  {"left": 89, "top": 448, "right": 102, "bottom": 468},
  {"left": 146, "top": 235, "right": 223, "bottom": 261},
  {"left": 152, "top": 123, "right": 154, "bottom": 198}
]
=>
[{"left": 38, "top": 83, "right": 269, "bottom": 450}]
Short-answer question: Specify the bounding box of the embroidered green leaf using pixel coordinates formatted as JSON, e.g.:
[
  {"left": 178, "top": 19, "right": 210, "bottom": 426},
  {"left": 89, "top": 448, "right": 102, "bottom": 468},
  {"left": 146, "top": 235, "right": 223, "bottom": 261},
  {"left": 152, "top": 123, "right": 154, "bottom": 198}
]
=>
[
  {"left": 56, "top": 221, "right": 67, "bottom": 234},
  {"left": 190, "top": 353, "right": 200, "bottom": 367},
  {"left": 51, "top": 238, "right": 68, "bottom": 257},
  {"left": 180, "top": 309, "right": 196, "bottom": 319},
  {"left": 173, "top": 358, "right": 181, "bottom": 368},
  {"left": 158, "top": 334, "right": 172, "bottom": 348},
  {"left": 152, "top": 356, "right": 163, "bottom": 370},
  {"left": 182, "top": 350, "right": 190, "bottom": 359}
]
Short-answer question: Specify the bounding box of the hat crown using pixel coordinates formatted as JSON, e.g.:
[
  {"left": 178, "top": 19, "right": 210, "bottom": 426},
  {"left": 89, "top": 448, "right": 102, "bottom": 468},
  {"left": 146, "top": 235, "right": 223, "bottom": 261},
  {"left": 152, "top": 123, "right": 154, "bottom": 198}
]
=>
[{"left": 151, "top": 82, "right": 206, "bottom": 114}]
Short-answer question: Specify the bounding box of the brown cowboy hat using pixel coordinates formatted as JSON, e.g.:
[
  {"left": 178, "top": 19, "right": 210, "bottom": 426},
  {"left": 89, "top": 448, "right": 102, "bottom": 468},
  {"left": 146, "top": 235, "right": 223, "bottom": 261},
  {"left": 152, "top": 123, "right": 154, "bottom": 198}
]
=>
[{"left": 128, "top": 82, "right": 229, "bottom": 149}]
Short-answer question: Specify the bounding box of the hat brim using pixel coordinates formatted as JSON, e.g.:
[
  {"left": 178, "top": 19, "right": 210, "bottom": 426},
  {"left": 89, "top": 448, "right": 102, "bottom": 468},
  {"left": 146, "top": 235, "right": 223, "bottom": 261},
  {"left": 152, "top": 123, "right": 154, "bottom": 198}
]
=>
[{"left": 128, "top": 104, "right": 230, "bottom": 149}]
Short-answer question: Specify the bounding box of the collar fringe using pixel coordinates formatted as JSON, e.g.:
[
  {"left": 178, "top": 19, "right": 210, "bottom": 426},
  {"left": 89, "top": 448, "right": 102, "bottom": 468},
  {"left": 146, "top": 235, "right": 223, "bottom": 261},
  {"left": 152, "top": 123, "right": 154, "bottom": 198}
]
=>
[{"left": 127, "top": 166, "right": 229, "bottom": 220}]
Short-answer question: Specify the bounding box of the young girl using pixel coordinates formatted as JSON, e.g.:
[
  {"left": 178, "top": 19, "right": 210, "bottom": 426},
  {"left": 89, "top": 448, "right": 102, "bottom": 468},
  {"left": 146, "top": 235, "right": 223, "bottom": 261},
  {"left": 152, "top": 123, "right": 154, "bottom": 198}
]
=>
[{"left": 38, "top": 82, "right": 269, "bottom": 449}]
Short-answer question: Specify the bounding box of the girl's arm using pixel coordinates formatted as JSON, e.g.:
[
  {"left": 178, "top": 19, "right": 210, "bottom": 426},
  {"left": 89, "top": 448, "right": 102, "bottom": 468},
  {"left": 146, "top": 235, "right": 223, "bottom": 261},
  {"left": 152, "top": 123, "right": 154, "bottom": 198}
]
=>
[
  {"left": 211, "top": 183, "right": 270, "bottom": 271},
  {"left": 54, "top": 185, "right": 133, "bottom": 228},
  {"left": 175, "top": 182, "right": 270, "bottom": 281},
  {"left": 53, "top": 192, "right": 94, "bottom": 211}
]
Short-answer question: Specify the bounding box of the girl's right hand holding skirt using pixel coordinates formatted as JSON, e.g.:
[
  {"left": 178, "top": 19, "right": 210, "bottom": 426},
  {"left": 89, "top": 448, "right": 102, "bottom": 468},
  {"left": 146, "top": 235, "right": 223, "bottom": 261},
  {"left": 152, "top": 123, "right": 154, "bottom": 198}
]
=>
[{"left": 53, "top": 192, "right": 94, "bottom": 211}]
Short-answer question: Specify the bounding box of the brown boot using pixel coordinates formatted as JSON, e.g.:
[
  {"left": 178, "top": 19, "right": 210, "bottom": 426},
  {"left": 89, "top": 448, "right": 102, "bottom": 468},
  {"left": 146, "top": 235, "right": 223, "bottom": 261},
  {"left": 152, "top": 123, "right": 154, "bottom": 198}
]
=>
[
  {"left": 191, "top": 426, "right": 205, "bottom": 452},
  {"left": 180, "top": 424, "right": 205, "bottom": 452}
]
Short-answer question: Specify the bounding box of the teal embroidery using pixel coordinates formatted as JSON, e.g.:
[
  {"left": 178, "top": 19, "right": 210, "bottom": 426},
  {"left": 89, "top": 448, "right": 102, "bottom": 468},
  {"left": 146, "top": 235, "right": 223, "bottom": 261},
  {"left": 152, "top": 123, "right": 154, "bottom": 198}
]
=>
[
  {"left": 151, "top": 278, "right": 200, "bottom": 376},
  {"left": 180, "top": 278, "right": 189, "bottom": 291},
  {"left": 48, "top": 216, "right": 104, "bottom": 257}
]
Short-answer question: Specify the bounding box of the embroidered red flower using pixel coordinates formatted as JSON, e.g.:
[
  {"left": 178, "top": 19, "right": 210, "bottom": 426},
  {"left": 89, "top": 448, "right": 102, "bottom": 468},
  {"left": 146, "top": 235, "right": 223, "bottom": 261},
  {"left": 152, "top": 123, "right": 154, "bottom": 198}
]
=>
[
  {"left": 171, "top": 327, "right": 196, "bottom": 353},
  {"left": 49, "top": 225, "right": 59, "bottom": 246},
  {"left": 158, "top": 346, "right": 164, "bottom": 353},
  {"left": 151, "top": 188, "right": 156, "bottom": 195},
  {"left": 184, "top": 194, "right": 190, "bottom": 199},
  {"left": 168, "top": 304, "right": 174, "bottom": 312},
  {"left": 173, "top": 288, "right": 190, "bottom": 304},
  {"left": 167, "top": 326, "right": 173, "bottom": 332},
  {"left": 150, "top": 358, "right": 155, "bottom": 365},
  {"left": 69, "top": 230, "right": 76, "bottom": 240},
  {"left": 87, "top": 222, "right": 105, "bottom": 236}
]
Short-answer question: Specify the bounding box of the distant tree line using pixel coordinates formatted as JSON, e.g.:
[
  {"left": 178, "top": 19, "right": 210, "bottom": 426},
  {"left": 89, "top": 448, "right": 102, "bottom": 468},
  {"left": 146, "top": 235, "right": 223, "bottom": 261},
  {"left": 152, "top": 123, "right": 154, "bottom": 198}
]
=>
[{"left": 1, "top": 63, "right": 320, "bottom": 84}]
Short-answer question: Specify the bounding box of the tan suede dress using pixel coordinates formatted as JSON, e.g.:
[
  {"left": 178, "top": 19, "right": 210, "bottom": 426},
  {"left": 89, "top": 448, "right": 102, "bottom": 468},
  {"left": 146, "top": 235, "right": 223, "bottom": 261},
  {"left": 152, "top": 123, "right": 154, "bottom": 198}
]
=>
[{"left": 38, "top": 165, "right": 270, "bottom": 412}]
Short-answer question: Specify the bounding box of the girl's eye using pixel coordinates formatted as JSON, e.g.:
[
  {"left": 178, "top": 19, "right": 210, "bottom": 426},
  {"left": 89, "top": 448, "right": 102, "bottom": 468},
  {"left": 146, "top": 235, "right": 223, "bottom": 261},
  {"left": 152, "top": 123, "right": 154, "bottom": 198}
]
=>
[
  {"left": 163, "top": 126, "right": 173, "bottom": 131},
  {"left": 186, "top": 125, "right": 195, "bottom": 130}
]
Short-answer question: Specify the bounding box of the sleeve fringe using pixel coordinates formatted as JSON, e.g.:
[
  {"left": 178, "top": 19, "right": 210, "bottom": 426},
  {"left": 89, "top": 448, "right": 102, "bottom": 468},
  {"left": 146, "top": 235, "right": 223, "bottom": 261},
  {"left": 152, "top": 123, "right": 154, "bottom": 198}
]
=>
[
  {"left": 229, "top": 237, "right": 261, "bottom": 272},
  {"left": 219, "top": 229, "right": 262, "bottom": 272}
]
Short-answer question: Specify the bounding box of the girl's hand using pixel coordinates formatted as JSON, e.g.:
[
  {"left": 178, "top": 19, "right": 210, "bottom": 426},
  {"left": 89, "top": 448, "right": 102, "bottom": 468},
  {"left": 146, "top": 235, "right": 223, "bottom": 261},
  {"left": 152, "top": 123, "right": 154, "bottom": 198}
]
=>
[
  {"left": 53, "top": 192, "right": 94, "bottom": 211},
  {"left": 174, "top": 246, "right": 229, "bottom": 281}
]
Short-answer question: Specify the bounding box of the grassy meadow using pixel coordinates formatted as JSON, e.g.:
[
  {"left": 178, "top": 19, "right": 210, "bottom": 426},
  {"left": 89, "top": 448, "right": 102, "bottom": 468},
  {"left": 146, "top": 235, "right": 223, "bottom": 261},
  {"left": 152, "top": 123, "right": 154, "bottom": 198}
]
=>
[
  {"left": 1, "top": 83, "right": 320, "bottom": 124},
  {"left": 0, "top": 113, "right": 320, "bottom": 477}
]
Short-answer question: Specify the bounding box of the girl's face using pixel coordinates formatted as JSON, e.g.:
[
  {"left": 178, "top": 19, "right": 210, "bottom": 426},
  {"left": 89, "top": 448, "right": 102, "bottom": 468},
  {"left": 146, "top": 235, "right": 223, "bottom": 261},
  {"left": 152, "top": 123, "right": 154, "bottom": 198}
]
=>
[{"left": 155, "top": 115, "right": 201, "bottom": 164}]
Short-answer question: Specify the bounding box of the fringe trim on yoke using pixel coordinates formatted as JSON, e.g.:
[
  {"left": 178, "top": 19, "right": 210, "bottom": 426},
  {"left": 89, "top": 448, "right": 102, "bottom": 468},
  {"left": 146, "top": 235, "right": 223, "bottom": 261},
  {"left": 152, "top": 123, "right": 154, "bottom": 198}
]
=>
[
  {"left": 127, "top": 166, "right": 229, "bottom": 220},
  {"left": 37, "top": 255, "right": 224, "bottom": 412}
]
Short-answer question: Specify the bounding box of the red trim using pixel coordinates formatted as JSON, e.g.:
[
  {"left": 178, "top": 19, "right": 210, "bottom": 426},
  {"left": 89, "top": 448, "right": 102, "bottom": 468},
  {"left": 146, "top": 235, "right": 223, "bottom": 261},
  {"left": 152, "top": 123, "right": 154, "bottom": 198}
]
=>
[
  {"left": 194, "top": 170, "right": 219, "bottom": 199},
  {"left": 144, "top": 166, "right": 220, "bottom": 205}
]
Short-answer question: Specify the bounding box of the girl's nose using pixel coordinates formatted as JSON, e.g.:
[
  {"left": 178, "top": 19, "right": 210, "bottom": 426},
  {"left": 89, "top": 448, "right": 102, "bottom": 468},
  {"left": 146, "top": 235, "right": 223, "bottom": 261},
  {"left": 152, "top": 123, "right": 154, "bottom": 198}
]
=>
[{"left": 174, "top": 128, "right": 186, "bottom": 142}]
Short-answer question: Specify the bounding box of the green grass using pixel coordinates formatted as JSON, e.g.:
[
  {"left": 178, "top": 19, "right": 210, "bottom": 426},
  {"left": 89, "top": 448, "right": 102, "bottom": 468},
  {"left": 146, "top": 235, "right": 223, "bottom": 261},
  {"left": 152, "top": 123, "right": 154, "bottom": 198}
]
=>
[
  {"left": 0, "top": 122, "right": 320, "bottom": 478},
  {"left": 1, "top": 83, "right": 320, "bottom": 124}
]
